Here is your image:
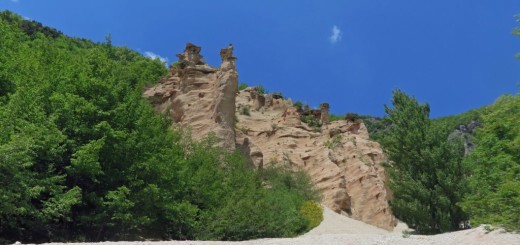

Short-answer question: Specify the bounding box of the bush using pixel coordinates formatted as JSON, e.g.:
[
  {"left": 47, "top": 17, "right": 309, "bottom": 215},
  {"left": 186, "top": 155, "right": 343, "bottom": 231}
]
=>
[
  {"left": 324, "top": 134, "right": 343, "bottom": 149},
  {"left": 299, "top": 201, "right": 323, "bottom": 229},
  {"left": 256, "top": 85, "right": 266, "bottom": 94},
  {"left": 194, "top": 155, "right": 321, "bottom": 240},
  {"left": 329, "top": 114, "right": 344, "bottom": 122},
  {"left": 294, "top": 101, "right": 303, "bottom": 111},
  {"left": 344, "top": 112, "right": 361, "bottom": 122},
  {"left": 239, "top": 106, "right": 250, "bottom": 116},
  {"left": 238, "top": 82, "right": 248, "bottom": 91},
  {"left": 301, "top": 114, "right": 320, "bottom": 128},
  {"left": 170, "top": 61, "right": 180, "bottom": 68}
]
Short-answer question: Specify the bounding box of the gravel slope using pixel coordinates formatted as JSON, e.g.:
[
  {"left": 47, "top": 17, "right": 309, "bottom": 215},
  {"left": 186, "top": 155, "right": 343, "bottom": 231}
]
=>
[{"left": 33, "top": 208, "right": 520, "bottom": 245}]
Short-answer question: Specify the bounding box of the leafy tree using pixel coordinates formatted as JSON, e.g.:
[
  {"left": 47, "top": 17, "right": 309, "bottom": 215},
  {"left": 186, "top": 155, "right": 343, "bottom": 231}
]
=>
[
  {"left": 0, "top": 11, "right": 321, "bottom": 243},
  {"left": 460, "top": 94, "right": 520, "bottom": 230},
  {"left": 382, "top": 90, "right": 467, "bottom": 234},
  {"left": 459, "top": 15, "right": 520, "bottom": 231}
]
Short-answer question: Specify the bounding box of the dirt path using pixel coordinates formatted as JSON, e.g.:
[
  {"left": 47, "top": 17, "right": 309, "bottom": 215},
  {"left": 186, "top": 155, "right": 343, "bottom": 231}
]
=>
[{"left": 34, "top": 208, "right": 520, "bottom": 245}]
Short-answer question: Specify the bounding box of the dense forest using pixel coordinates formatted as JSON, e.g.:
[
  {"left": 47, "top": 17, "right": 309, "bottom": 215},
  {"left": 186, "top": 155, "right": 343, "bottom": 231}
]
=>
[{"left": 0, "top": 11, "right": 321, "bottom": 243}]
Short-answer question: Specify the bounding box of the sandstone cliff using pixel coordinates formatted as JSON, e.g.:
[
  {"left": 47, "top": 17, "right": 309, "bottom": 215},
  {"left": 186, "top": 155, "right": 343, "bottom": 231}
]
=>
[
  {"left": 144, "top": 43, "right": 238, "bottom": 149},
  {"left": 235, "top": 87, "right": 396, "bottom": 230},
  {"left": 144, "top": 44, "right": 397, "bottom": 231}
]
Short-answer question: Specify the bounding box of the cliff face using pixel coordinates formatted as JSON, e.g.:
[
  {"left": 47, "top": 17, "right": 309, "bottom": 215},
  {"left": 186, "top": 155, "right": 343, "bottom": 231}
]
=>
[
  {"left": 235, "top": 88, "right": 396, "bottom": 230},
  {"left": 144, "top": 44, "right": 397, "bottom": 231},
  {"left": 144, "top": 43, "right": 238, "bottom": 149}
]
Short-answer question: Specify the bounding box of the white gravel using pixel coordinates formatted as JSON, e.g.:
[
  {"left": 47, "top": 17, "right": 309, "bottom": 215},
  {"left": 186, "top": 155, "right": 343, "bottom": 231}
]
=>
[{"left": 31, "top": 208, "right": 520, "bottom": 245}]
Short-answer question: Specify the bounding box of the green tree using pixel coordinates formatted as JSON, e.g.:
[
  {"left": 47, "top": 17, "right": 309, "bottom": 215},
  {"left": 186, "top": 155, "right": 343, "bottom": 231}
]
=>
[
  {"left": 0, "top": 11, "right": 321, "bottom": 243},
  {"left": 382, "top": 90, "right": 467, "bottom": 234},
  {"left": 460, "top": 94, "right": 520, "bottom": 230}
]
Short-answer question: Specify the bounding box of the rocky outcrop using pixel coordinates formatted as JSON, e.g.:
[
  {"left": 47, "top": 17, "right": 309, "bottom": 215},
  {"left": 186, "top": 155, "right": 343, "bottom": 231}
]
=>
[
  {"left": 448, "top": 120, "right": 481, "bottom": 155},
  {"left": 144, "top": 44, "right": 396, "bottom": 231},
  {"left": 236, "top": 88, "right": 397, "bottom": 231},
  {"left": 144, "top": 43, "right": 238, "bottom": 149}
]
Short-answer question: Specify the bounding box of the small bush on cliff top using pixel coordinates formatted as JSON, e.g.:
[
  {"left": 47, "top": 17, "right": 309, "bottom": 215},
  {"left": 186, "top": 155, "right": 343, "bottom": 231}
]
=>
[
  {"left": 256, "top": 84, "right": 266, "bottom": 94},
  {"left": 238, "top": 82, "right": 248, "bottom": 90},
  {"left": 345, "top": 112, "right": 361, "bottom": 122}
]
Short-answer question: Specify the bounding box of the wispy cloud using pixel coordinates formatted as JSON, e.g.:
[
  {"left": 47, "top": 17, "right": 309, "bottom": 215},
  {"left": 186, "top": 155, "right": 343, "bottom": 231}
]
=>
[
  {"left": 144, "top": 51, "right": 168, "bottom": 64},
  {"left": 329, "top": 25, "right": 342, "bottom": 44},
  {"left": 10, "top": 0, "right": 19, "bottom": 3}
]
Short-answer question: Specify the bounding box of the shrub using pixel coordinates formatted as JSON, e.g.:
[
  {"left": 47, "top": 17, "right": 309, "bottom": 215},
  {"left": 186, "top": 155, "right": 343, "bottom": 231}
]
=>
[
  {"left": 294, "top": 101, "right": 303, "bottom": 111},
  {"left": 170, "top": 61, "right": 180, "bottom": 68},
  {"left": 240, "top": 106, "right": 250, "bottom": 116},
  {"left": 344, "top": 112, "right": 361, "bottom": 122},
  {"left": 272, "top": 92, "right": 284, "bottom": 99},
  {"left": 299, "top": 201, "right": 323, "bottom": 229},
  {"left": 329, "top": 114, "right": 344, "bottom": 122},
  {"left": 324, "top": 134, "right": 343, "bottom": 149},
  {"left": 256, "top": 85, "right": 266, "bottom": 94},
  {"left": 301, "top": 114, "right": 321, "bottom": 128},
  {"left": 238, "top": 82, "right": 248, "bottom": 91}
]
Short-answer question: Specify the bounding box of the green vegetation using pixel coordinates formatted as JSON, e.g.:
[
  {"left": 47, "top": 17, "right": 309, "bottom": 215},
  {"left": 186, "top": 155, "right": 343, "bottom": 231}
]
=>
[
  {"left": 170, "top": 61, "right": 180, "bottom": 68},
  {"left": 239, "top": 106, "right": 251, "bottom": 116},
  {"left": 329, "top": 113, "right": 344, "bottom": 122},
  {"left": 324, "top": 134, "right": 343, "bottom": 149},
  {"left": 460, "top": 94, "right": 520, "bottom": 231},
  {"left": 301, "top": 114, "right": 321, "bottom": 128},
  {"left": 256, "top": 84, "right": 266, "bottom": 94},
  {"left": 299, "top": 201, "right": 324, "bottom": 229},
  {"left": 432, "top": 109, "right": 482, "bottom": 130},
  {"left": 359, "top": 116, "right": 390, "bottom": 142},
  {"left": 344, "top": 112, "right": 361, "bottom": 122},
  {"left": 294, "top": 101, "right": 303, "bottom": 111},
  {"left": 0, "top": 11, "right": 320, "bottom": 243},
  {"left": 381, "top": 90, "right": 467, "bottom": 234},
  {"left": 238, "top": 82, "right": 248, "bottom": 90}
]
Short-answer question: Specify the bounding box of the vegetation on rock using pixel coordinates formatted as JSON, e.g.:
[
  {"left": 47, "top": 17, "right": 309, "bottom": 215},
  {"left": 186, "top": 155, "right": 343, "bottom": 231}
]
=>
[{"left": 238, "top": 82, "right": 248, "bottom": 91}]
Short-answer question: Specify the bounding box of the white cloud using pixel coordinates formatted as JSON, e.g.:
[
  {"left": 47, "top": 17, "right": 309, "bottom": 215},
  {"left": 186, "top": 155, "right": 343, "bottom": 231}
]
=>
[
  {"left": 144, "top": 51, "right": 168, "bottom": 64},
  {"left": 329, "top": 25, "right": 342, "bottom": 44}
]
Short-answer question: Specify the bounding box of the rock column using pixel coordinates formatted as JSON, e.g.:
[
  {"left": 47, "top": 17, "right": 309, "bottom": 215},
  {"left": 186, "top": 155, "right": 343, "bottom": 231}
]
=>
[{"left": 320, "top": 103, "right": 330, "bottom": 125}]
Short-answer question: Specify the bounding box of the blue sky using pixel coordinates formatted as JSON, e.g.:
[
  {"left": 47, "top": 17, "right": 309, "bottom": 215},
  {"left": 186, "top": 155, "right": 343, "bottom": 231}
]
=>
[{"left": 1, "top": 0, "right": 519, "bottom": 117}]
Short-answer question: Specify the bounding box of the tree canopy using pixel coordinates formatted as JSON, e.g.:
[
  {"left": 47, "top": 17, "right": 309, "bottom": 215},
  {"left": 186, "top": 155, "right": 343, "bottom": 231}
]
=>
[
  {"left": 0, "top": 11, "right": 320, "bottom": 243},
  {"left": 381, "top": 90, "right": 467, "bottom": 234}
]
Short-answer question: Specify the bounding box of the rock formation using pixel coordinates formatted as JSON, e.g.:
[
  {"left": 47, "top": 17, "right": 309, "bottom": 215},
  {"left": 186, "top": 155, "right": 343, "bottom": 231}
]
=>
[
  {"left": 144, "top": 43, "right": 238, "bottom": 149},
  {"left": 235, "top": 88, "right": 396, "bottom": 230},
  {"left": 448, "top": 120, "right": 481, "bottom": 156},
  {"left": 145, "top": 44, "right": 397, "bottom": 231}
]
